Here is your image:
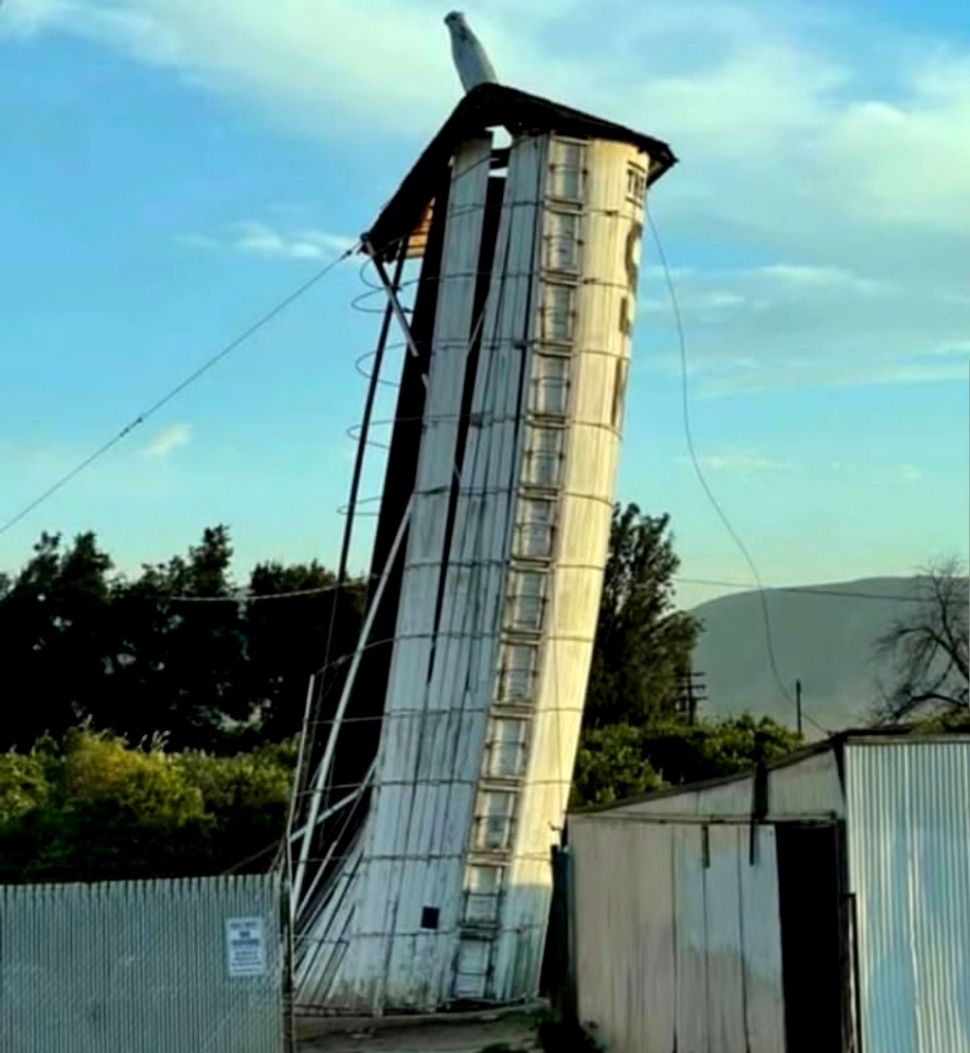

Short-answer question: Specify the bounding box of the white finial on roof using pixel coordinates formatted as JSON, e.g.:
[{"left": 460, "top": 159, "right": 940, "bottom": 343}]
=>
[{"left": 444, "top": 11, "right": 499, "bottom": 93}]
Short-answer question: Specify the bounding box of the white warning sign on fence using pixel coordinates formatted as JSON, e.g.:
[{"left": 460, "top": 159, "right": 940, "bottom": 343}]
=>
[{"left": 225, "top": 916, "right": 267, "bottom": 978}]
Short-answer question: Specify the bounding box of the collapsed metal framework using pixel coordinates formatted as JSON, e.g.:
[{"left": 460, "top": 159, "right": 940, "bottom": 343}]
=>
[{"left": 286, "top": 83, "right": 675, "bottom": 1014}]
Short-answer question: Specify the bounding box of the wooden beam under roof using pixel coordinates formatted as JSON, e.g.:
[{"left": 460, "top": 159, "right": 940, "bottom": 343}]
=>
[{"left": 363, "top": 82, "right": 676, "bottom": 260}]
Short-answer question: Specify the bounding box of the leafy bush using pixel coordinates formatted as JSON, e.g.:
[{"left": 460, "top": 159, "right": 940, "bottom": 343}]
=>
[
  {"left": 0, "top": 728, "right": 294, "bottom": 883},
  {"left": 0, "top": 750, "right": 49, "bottom": 825},
  {"left": 571, "top": 714, "right": 803, "bottom": 808},
  {"left": 572, "top": 723, "right": 664, "bottom": 807}
]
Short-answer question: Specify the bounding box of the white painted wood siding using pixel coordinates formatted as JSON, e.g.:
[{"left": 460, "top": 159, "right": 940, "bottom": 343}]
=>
[
  {"left": 489, "top": 138, "right": 650, "bottom": 1002},
  {"left": 297, "top": 133, "right": 656, "bottom": 1014},
  {"left": 308, "top": 137, "right": 494, "bottom": 1011},
  {"left": 570, "top": 817, "right": 786, "bottom": 1053}
]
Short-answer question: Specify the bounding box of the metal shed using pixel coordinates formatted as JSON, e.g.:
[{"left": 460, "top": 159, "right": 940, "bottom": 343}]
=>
[{"left": 567, "top": 732, "right": 970, "bottom": 1053}]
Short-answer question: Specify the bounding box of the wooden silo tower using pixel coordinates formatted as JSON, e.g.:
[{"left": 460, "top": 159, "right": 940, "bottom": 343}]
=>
[{"left": 288, "top": 83, "right": 675, "bottom": 1014}]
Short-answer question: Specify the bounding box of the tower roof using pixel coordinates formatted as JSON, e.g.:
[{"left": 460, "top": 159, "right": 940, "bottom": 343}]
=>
[{"left": 363, "top": 82, "right": 676, "bottom": 259}]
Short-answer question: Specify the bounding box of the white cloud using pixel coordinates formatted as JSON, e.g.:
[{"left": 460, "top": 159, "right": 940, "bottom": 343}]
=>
[
  {"left": 178, "top": 221, "right": 356, "bottom": 260},
  {"left": 174, "top": 232, "right": 218, "bottom": 250},
  {"left": 143, "top": 422, "right": 191, "bottom": 458},
  {"left": 638, "top": 252, "right": 969, "bottom": 395},
  {"left": 696, "top": 356, "right": 970, "bottom": 398},
  {"left": 703, "top": 292, "right": 748, "bottom": 309},
  {"left": 0, "top": 0, "right": 74, "bottom": 36},
  {"left": 896, "top": 463, "right": 922, "bottom": 483},
  {"left": 756, "top": 264, "right": 883, "bottom": 294},
  {"left": 685, "top": 448, "right": 788, "bottom": 475},
  {"left": 233, "top": 221, "right": 313, "bottom": 259},
  {"left": 930, "top": 339, "right": 970, "bottom": 358},
  {"left": 3, "top": 0, "right": 462, "bottom": 134},
  {"left": 814, "top": 55, "right": 970, "bottom": 234},
  {"left": 5, "top": 0, "right": 969, "bottom": 393}
]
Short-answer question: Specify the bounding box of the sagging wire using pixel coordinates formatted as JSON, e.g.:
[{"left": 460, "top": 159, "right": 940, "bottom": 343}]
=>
[
  {"left": 286, "top": 240, "right": 411, "bottom": 913},
  {"left": 108, "top": 572, "right": 932, "bottom": 607},
  {"left": 373, "top": 139, "right": 514, "bottom": 957},
  {"left": 0, "top": 245, "right": 358, "bottom": 539},
  {"left": 647, "top": 211, "right": 831, "bottom": 737}
]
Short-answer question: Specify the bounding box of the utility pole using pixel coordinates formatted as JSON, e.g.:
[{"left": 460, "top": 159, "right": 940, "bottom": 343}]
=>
[
  {"left": 795, "top": 679, "right": 803, "bottom": 737},
  {"left": 677, "top": 670, "right": 707, "bottom": 725}
]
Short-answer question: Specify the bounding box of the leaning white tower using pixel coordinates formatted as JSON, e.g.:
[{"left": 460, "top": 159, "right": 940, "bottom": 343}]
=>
[{"left": 288, "top": 84, "right": 675, "bottom": 1014}]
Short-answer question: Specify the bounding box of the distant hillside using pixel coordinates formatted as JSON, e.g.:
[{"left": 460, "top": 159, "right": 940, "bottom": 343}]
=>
[{"left": 691, "top": 577, "right": 932, "bottom": 737}]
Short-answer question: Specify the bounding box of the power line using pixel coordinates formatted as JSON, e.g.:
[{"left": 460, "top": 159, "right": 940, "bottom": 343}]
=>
[
  {"left": 647, "top": 213, "right": 830, "bottom": 737},
  {"left": 0, "top": 246, "right": 358, "bottom": 539},
  {"left": 5, "top": 567, "right": 927, "bottom": 609},
  {"left": 137, "top": 577, "right": 929, "bottom": 605},
  {"left": 123, "top": 580, "right": 370, "bottom": 604},
  {"left": 675, "top": 576, "right": 931, "bottom": 604}
]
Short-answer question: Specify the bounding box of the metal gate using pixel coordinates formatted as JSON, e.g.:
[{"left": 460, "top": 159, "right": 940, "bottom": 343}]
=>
[{"left": 0, "top": 874, "right": 285, "bottom": 1053}]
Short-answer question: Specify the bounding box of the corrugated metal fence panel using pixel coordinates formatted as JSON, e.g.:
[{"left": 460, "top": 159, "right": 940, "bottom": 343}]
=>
[
  {"left": 846, "top": 742, "right": 970, "bottom": 1053},
  {"left": 572, "top": 817, "right": 785, "bottom": 1053},
  {"left": 0, "top": 874, "right": 284, "bottom": 1053}
]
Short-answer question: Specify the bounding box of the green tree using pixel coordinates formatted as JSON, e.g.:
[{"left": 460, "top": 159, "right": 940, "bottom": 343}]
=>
[
  {"left": 571, "top": 723, "right": 664, "bottom": 807},
  {"left": 575, "top": 504, "right": 804, "bottom": 807},
  {"left": 0, "top": 523, "right": 367, "bottom": 753},
  {"left": 571, "top": 715, "right": 803, "bottom": 807},
  {"left": 244, "top": 561, "right": 366, "bottom": 742},
  {"left": 0, "top": 531, "right": 115, "bottom": 749},
  {"left": 585, "top": 505, "right": 701, "bottom": 728},
  {"left": 636, "top": 714, "right": 804, "bottom": 785},
  {"left": 104, "top": 524, "right": 249, "bottom": 750}
]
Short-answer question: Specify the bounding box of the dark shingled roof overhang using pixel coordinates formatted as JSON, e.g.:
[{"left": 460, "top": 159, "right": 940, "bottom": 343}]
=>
[{"left": 363, "top": 82, "right": 677, "bottom": 259}]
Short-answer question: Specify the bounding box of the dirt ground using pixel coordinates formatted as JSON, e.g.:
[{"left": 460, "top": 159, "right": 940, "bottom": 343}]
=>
[{"left": 295, "top": 1010, "right": 542, "bottom": 1052}]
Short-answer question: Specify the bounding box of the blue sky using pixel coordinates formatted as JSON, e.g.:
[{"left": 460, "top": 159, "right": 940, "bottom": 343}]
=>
[{"left": 1, "top": 0, "right": 967, "bottom": 607}]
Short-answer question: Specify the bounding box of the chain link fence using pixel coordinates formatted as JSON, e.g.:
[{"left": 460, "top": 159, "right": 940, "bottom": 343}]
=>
[{"left": 0, "top": 874, "right": 285, "bottom": 1053}]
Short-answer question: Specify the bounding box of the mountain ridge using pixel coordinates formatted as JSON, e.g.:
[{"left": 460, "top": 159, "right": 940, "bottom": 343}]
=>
[{"left": 689, "top": 576, "right": 934, "bottom": 737}]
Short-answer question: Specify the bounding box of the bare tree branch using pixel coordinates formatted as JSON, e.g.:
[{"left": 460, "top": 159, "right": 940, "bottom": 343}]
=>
[{"left": 874, "top": 558, "right": 969, "bottom": 723}]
